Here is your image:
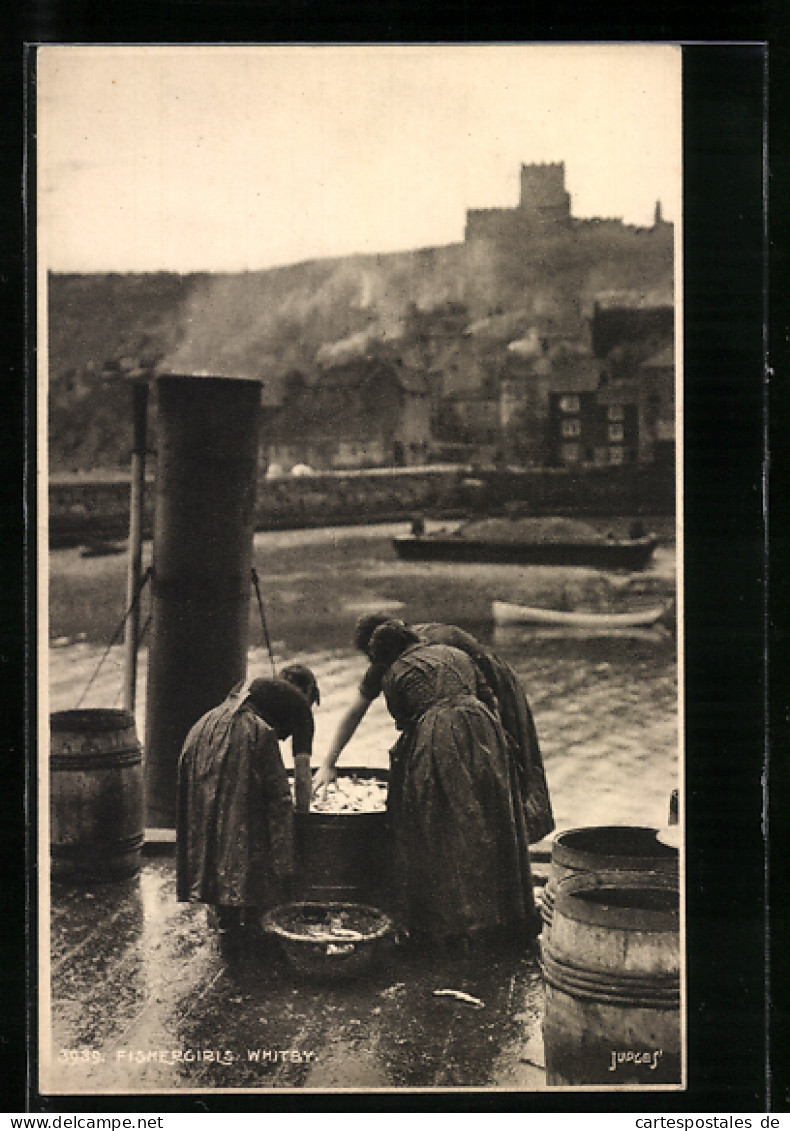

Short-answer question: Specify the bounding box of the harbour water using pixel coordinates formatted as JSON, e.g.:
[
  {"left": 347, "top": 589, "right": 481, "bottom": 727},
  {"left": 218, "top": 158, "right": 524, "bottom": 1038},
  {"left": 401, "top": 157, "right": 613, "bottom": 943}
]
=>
[{"left": 47, "top": 521, "right": 679, "bottom": 833}]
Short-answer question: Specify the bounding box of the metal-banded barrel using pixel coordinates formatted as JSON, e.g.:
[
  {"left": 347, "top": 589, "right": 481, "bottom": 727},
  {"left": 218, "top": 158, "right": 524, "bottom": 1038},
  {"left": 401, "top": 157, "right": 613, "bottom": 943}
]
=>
[
  {"left": 540, "top": 825, "right": 679, "bottom": 932},
  {"left": 540, "top": 870, "right": 681, "bottom": 1087},
  {"left": 294, "top": 768, "right": 391, "bottom": 907},
  {"left": 50, "top": 709, "right": 144, "bottom": 881}
]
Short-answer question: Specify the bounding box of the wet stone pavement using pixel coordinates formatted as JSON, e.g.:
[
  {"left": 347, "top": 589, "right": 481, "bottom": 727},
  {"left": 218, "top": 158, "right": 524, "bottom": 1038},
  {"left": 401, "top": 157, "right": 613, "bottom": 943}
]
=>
[{"left": 46, "top": 858, "right": 547, "bottom": 1094}]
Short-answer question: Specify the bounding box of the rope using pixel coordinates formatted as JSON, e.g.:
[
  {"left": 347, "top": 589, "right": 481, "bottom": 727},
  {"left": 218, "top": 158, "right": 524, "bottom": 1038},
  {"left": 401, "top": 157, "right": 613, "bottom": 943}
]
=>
[
  {"left": 139, "top": 611, "right": 152, "bottom": 645},
  {"left": 75, "top": 566, "right": 152, "bottom": 709},
  {"left": 250, "top": 567, "right": 277, "bottom": 677},
  {"left": 111, "top": 610, "right": 153, "bottom": 709}
]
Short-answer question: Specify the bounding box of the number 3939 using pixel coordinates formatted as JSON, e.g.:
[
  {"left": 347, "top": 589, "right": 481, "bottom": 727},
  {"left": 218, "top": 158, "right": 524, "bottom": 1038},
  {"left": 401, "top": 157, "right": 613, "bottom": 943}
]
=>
[{"left": 58, "top": 1048, "right": 105, "bottom": 1064}]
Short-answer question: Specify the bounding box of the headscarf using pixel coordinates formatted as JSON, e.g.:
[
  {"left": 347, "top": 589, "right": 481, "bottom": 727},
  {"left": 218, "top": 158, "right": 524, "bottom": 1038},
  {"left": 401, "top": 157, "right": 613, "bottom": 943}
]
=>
[
  {"left": 278, "top": 663, "right": 321, "bottom": 706},
  {"left": 368, "top": 622, "right": 420, "bottom": 669},
  {"left": 354, "top": 612, "right": 406, "bottom": 655}
]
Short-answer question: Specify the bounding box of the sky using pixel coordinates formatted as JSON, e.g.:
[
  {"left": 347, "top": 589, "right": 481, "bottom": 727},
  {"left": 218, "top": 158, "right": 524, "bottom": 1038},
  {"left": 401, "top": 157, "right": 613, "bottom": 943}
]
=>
[{"left": 36, "top": 44, "right": 682, "bottom": 274}]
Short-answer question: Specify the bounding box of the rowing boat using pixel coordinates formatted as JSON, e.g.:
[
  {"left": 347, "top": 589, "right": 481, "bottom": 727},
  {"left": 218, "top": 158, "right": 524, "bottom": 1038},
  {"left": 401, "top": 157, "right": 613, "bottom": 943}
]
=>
[{"left": 492, "top": 600, "right": 671, "bottom": 628}]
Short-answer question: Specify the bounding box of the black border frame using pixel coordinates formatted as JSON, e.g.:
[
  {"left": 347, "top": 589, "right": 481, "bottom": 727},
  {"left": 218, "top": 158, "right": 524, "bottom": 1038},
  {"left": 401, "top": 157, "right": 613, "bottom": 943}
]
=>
[{"left": 6, "top": 11, "right": 778, "bottom": 1114}]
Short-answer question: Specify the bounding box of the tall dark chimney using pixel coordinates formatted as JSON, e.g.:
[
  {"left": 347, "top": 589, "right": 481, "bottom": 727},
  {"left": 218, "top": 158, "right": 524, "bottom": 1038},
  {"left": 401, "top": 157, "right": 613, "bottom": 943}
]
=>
[{"left": 144, "top": 373, "right": 261, "bottom": 829}]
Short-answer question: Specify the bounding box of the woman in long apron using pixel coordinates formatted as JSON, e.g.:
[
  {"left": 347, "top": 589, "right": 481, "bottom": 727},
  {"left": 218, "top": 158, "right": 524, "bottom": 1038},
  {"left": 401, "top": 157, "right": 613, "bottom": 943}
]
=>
[{"left": 364, "top": 622, "right": 537, "bottom": 948}]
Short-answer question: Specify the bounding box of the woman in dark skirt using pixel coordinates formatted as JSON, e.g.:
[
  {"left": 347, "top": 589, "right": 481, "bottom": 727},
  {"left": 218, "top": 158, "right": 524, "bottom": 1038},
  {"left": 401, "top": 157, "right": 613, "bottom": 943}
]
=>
[
  {"left": 176, "top": 666, "right": 320, "bottom": 956},
  {"left": 363, "top": 622, "right": 537, "bottom": 947},
  {"left": 418, "top": 623, "right": 554, "bottom": 844},
  {"left": 316, "top": 612, "right": 554, "bottom": 845}
]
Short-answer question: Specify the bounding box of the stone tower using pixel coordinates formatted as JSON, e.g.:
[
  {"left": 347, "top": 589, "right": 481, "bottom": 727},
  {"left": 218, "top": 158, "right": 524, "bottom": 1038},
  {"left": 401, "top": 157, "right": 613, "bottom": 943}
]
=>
[
  {"left": 518, "top": 162, "right": 572, "bottom": 230},
  {"left": 464, "top": 161, "right": 573, "bottom": 244}
]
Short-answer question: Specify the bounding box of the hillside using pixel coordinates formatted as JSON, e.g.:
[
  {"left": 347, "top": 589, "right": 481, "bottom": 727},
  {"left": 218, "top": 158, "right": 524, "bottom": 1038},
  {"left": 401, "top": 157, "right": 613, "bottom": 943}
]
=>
[{"left": 47, "top": 224, "right": 673, "bottom": 472}]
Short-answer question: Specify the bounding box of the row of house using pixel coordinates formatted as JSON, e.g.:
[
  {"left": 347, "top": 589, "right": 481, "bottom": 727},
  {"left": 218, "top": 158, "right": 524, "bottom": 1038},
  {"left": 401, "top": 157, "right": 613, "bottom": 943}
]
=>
[
  {"left": 547, "top": 344, "right": 675, "bottom": 468},
  {"left": 259, "top": 299, "right": 675, "bottom": 474},
  {"left": 262, "top": 356, "right": 433, "bottom": 473}
]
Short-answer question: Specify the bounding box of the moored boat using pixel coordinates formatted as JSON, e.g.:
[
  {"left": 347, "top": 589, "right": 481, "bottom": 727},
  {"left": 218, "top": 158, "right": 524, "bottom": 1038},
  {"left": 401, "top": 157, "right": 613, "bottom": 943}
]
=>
[{"left": 393, "top": 516, "right": 659, "bottom": 571}]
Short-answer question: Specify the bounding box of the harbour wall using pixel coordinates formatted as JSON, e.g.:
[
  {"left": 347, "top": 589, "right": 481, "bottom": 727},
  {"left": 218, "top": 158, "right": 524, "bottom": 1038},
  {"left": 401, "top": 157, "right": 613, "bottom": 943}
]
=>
[{"left": 48, "top": 464, "right": 675, "bottom": 549}]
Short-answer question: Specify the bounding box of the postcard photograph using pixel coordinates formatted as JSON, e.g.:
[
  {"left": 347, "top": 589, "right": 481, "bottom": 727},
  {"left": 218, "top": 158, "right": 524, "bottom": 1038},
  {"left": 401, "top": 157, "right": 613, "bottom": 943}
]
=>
[{"left": 37, "top": 42, "right": 685, "bottom": 1098}]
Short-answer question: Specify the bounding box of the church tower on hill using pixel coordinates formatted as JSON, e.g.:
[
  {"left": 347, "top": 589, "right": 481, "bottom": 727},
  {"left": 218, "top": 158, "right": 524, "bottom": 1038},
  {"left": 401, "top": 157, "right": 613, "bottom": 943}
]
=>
[
  {"left": 518, "top": 162, "right": 572, "bottom": 230},
  {"left": 464, "top": 161, "right": 573, "bottom": 243}
]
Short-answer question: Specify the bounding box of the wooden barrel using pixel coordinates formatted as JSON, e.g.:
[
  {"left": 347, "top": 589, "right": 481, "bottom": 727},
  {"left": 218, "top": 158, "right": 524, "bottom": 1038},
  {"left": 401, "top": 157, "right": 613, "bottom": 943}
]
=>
[
  {"left": 540, "top": 870, "right": 681, "bottom": 1086},
  {"left": 50, "top": 709, "right": 144, "bottom": 881},
  {"left": 294, "top": 768, "right": 391, "bottom": 907},
  {"left": 540, "top": 825, "right": 679, "bottom": 931}
]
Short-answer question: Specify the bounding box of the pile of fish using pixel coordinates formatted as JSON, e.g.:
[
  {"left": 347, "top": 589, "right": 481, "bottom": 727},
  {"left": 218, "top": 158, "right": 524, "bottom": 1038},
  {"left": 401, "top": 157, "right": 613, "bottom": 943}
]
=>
[
  {"left": 302, "top": 910, "right": 368, "bottom": 943},
  {"left": 311, "top": 775, "right": 388, "bottom": 814}
]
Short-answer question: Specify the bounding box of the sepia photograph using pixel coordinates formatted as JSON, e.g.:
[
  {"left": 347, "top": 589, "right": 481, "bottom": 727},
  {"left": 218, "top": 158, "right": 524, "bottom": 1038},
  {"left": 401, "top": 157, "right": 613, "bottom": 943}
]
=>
[{"left": 37, "top": 43, "right": 685, "bottom": 1097}]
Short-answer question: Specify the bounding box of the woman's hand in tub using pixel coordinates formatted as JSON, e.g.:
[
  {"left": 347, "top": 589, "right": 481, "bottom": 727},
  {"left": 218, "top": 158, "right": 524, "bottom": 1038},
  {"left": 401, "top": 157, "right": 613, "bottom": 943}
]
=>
[{"left": 312, "top": 759, "right": 337, "bottom": 799}]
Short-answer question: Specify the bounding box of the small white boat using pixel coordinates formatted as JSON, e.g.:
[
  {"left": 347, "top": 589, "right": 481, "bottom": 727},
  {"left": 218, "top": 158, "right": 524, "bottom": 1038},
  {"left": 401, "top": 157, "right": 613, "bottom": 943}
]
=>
[{"left": 492, "top": 599, "right": 671, "bottom": 628}]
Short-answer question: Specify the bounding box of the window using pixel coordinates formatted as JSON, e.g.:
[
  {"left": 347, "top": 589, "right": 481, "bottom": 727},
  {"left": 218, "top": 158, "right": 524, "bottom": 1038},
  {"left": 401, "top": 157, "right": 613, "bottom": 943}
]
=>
[
  {"left": 560, "top": 443, "right": 580, "bottom": 463},
  {"left": 561, "top": 418, "right": 581, "bottom": 438},
  {"left": 559, "top": 394, "right": 580, "bottom": 414},
  {"left": 609, "top": 445, "right": 624, "bottom": 464},
  {"left": 607, "top": 403, "right": 625, "bottom": 421},
  {"left": 608, "top": 423, "right": 625, "bottom": 442}
]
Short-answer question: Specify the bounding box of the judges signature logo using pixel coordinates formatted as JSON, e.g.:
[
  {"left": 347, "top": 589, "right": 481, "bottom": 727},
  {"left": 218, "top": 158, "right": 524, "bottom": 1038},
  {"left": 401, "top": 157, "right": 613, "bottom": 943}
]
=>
[{"left": 609, "top": 1048, "right": 664, "bottom": 1071}]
